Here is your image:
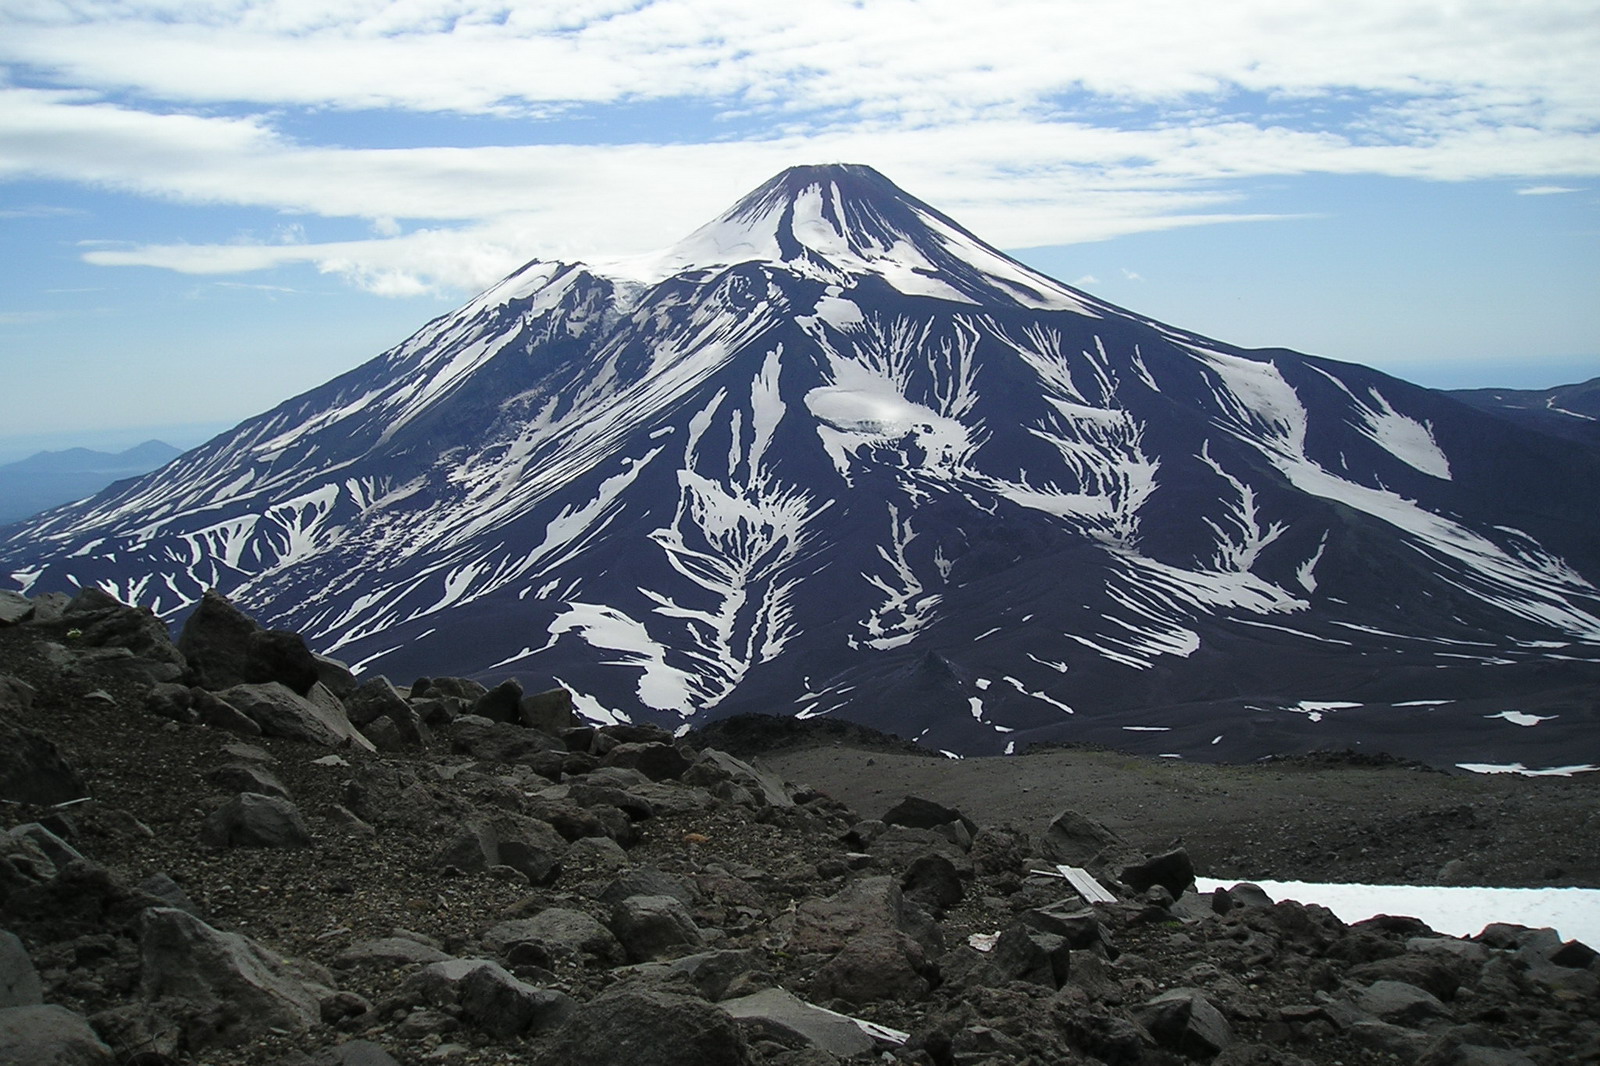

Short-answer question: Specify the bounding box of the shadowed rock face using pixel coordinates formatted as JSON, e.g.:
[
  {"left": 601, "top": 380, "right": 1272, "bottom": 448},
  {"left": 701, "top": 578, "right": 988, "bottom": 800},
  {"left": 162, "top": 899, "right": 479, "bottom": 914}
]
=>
[{"left": 4, "top": 164, "right": 1599, "bottom": 766}]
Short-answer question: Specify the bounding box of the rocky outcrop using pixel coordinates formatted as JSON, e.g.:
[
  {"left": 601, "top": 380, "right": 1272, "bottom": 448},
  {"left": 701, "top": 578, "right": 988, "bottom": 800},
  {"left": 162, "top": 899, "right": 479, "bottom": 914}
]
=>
[
  {"left": 177, "top": 589, "right": 321, "bottom": 694},
  {"left": 0, "top": 585, "right": 1596, "bottom": 1066}
]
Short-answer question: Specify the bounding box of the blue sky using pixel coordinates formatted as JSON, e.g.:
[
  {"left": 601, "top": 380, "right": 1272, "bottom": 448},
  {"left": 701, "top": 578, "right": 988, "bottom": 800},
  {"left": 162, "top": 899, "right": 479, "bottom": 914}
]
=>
[{"left": 1, "top": 0, "right": 1597, "bottom": 459}]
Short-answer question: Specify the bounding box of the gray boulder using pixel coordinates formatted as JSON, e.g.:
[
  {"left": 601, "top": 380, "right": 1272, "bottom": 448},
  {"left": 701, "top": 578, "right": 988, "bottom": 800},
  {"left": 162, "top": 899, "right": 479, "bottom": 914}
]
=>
[
  {"left": 609, "top": 895, "right": 705, "bottom": 962},
  {"left": 199, "top": 793, "right": 312, "bottom": 848},
  {"left": 346, "top": 677, "right": 430, "bottom": 750},
  {"left": 1039, "top": 808, "right": 1143, "bottom": 873},
  {"left": 139, "top": 906, "right": 320, "bottom": 1048},
  {"left": 1135, "top": 987, "right": 1233, "bottom": 1059},
  {"left": 0, "top": 592, "right": 31, "bottom": 626},
  {"left": 721, "top": 987, "right": 874, "bottom": 1057},
  {"left": 0, "top": 931, "right": 42, "bottom": 1008},
  {"left": 435, "top": 814, "right": 565, "bottom": 884},
  {"left": 1356, "top": 979, "right": 1451, "bottom": 1026},
  {"left": 408, "top": 958, "right": 573, "bottom": 1038},
  {"left": 216, "top": 681, "right": 374, "bottom": 752},
  {"left": 484, "top": 909, "right": 624, "bottom": 968},
  {"left": 536, "top": 988, "right": 752, "bottom": 1066},
  {"left": 683, "top": 749, "right": 794, "bottom": 807},
  {"left": 177, "top": 589, "right": 320, "bottom": 694},
  {"left": 0, "top": 1004, "right": 113, "bottom": 1066},
  {"left": 600, "top": 867, "right": 701, "bottom": 909}
]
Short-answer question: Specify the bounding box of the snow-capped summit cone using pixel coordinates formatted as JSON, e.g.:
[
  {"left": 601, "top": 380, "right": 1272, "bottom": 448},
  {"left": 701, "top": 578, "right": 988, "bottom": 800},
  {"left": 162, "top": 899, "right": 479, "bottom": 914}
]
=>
[
  {"left": 638, "top": 163, "right": 1095, "bottom": 311},
  {"left": 5, "top": 163, "right": 1599, "bottom": 769}
]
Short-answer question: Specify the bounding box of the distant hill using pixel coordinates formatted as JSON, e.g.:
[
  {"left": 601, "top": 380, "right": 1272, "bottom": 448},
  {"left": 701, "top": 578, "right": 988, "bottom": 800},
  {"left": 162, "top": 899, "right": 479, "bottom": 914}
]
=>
[
  {"left": 0, "top": 440, "right": 182, "bottom": 524},
  {"left": 1446, "top": 377, "right": 1600, "bottom": 446}
]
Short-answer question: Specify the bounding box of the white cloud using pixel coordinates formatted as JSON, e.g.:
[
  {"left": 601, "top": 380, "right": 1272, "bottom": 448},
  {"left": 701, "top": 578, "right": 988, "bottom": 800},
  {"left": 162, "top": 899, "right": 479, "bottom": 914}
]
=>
[
  {"left": 1517, "top": 185, "right": 1583, "bottom": 196},
  {"left": 3, "top": 0, "right": 1598, "bottom": 295}
]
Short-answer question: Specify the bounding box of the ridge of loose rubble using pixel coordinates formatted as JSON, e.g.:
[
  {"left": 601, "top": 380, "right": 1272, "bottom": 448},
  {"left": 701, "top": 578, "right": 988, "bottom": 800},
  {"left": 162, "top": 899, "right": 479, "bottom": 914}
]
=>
[{"left": 0, "top": 586, "right": 1596, "bottom": 1066}]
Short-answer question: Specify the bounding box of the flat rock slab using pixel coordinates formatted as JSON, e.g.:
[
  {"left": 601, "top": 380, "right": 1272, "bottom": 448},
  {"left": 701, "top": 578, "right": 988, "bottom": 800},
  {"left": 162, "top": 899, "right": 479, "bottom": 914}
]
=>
[{"left": 721, "top": 987, "right": 874, "bottom": 1058}]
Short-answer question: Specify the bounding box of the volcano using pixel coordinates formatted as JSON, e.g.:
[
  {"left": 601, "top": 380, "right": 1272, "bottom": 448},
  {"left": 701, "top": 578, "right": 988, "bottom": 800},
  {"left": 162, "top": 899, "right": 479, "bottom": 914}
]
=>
[{"left": 6, "top": 164, "right": 1599, "bottom": 767}]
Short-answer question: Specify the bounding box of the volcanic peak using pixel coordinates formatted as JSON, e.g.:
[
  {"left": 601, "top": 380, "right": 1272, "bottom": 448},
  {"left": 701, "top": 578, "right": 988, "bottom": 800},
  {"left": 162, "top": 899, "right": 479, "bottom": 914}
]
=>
[{"left": 601, "top": 163, "right": 1099, "bottom": 314}]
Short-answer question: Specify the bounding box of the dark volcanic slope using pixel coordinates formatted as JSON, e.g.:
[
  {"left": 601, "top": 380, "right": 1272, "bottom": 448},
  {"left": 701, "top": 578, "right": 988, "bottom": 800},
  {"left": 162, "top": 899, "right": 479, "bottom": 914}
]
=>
[
  {"left": 1447, "top": 377, "right": 1600, "bottom": 446},
  {"left": 5, "top": 164, "right": 1600, "bottom": 767}
]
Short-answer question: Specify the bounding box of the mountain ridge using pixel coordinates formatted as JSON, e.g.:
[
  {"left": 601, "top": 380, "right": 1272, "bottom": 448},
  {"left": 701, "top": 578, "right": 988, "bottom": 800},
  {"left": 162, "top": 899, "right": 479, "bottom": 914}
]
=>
[{"left": 3, "top": 164, "right": 1598, "bottom": 767}]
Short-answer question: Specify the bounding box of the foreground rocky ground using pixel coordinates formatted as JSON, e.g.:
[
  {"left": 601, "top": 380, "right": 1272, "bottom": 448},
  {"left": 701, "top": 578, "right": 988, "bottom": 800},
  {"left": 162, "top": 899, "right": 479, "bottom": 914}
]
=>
[{"left": 2, "top": 587, "right": 1597, "bottom": 1066}]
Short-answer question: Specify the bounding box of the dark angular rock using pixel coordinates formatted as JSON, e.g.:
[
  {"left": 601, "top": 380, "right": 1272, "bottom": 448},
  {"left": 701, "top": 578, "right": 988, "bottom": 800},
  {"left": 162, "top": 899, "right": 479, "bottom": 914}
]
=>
[
  {"left": 536, "top": 988, "right": 752, "bottom": 1066},
  {"left": 610, "top": 895, "right": 705, "bottom": 962},
  {"left": 413, "top": 676, "right": 488, "bottom": 701},
  {"left": 902, "top": 853, "right": 964, "bottom": 912},
  {"left": 1039, "top": 808, "right": 1142, "bottom": 872},
  {"left": 347, "top": 676, "right": 431, "bottom": 750},
  {"left": 448, "top": 715, "right": 564, "bottom": 767},
  {"left": 200, "top": 793, "right": 313, "bottom": 848},
  {"left": 1214, "top": 883, "right": 1274, "bottom": 911},
  {"left": 0, "top": 705, "right": 87, "bottom": 805},
  {"left": 882, "top": 795, "right": 977, "bottom": 835},
  {"left": 190, "top": 687, "right": 263, "bottom": 735},
  {"left": 682, "top": 749, "right": 793, "bottom": 807},
  {"left": 601, "top": 742, "right": 692, "bottom": 782},
  {"left": 472, "top": 679, "right": 523, "bottom": 724},
  {"left": 0, "top": 1003, "right": 114, "bottom": 1065},
  {"left": 1551, "top": 939, "right": 1599, "bottom": 968},
  {"left": 65, "top": 594, "right": 186, "bottom": 676},
  {"left": 986, "top": 924, "right": 1071, "bottom": 988},
  {"left": 0, "top": 930, "right": 43, "bottom": 1008},
  {"left": 810, "top": 930, "right": 933, "bottom": 1004},
  {"left": 1120, "top": 848, "right": 1196, "bottom": 900},
  {"left": 178, "top": 589, "right": 320, "bottom": 693},
  {"left": 519, "top": 687, "right": 575, "bottom": 733},
  {"left": 1135, "top": 987, "right": 1233, "bottom": 1059}
]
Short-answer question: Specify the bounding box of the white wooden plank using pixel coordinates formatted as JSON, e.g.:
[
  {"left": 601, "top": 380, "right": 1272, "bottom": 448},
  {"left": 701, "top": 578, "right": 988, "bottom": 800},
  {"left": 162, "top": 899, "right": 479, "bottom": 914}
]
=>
[{"left": 1057, "top": 864, "right": 1118, "bottom": 904}]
